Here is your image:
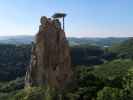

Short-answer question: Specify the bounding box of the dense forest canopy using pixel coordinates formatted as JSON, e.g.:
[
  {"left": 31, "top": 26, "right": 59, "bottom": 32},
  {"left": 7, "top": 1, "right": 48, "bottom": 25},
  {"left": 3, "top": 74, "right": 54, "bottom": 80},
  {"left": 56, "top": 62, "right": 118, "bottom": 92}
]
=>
[
  {"left": 0, "top": 37, "right": 132, "bottom": 100},
  {"left": 0, "top": 43, "right": 112, "bottom": 81},
  {"left": 109, "top": 38, "right": 133, "bottom": 59}
]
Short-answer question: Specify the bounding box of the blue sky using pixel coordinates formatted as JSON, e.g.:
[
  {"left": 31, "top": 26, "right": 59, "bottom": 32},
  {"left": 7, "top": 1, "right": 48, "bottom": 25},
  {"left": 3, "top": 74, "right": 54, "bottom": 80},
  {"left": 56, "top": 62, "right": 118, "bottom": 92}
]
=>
[{"left": 0, "top": 0, "right": 133, "bottom": 37}]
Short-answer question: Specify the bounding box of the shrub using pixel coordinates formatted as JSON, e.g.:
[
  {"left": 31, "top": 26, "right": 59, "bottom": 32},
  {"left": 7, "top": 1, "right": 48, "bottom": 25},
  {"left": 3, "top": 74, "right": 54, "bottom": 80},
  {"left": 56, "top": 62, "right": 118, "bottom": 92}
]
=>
[
  {"left": 13, "top": 86, "right": 57, "bottom": 100},
  {"left": 96, "top": 87, "right": 122, "bottom": 100}
]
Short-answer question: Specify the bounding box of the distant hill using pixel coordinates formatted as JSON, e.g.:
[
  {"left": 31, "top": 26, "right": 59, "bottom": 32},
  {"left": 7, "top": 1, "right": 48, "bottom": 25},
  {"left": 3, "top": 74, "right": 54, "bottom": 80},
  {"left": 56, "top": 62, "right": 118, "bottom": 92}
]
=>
[
  {"left": 0, "top": 35, "right": 34, "bottom": 44},
  {"left": 68, "top": 37, "right": 128, "bottom": 47},
  {"left": 0, "top": 35, "right": 128, "bottom": 47},
  {"left": 109, "top": 38, "right": 133, "bottom": 58}
]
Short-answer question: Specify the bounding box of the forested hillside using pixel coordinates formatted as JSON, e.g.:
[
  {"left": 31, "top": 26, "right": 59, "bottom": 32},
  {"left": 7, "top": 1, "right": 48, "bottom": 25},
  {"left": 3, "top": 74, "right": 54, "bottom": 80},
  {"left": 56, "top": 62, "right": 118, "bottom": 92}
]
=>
[
  {"left": 109, "top": 38, "right": 133, "bottom": 59},
  {"left": 0, "top": 36, "right": 127, "bottom": 47},
  {"left": 0, "top": 38, "right": 132, "bottom": 100},
  {"left": 0, "top": 43, "right": 108, "bottom": 81},
  {"left": 0, "top": 44, "right": 31, "bottom": 81}
]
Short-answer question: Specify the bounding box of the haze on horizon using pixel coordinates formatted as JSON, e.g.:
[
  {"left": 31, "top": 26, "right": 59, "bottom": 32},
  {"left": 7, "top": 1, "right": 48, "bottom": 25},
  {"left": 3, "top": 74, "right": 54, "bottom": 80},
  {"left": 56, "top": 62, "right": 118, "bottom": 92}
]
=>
[{"left": 0, "top": 0, "right": 133, "bottom": 37}]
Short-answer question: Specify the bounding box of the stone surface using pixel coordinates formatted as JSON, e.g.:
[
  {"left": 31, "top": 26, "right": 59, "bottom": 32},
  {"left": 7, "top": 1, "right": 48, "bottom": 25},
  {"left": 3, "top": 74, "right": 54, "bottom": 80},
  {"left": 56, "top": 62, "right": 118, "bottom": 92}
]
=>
[{"left": 25, "top": 16, "right": 72, "bottom": 89}]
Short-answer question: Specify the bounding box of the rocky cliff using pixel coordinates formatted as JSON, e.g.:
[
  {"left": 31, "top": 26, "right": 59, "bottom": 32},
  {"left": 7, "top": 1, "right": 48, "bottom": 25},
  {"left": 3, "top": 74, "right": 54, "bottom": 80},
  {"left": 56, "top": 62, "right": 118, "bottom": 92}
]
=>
[{"left": 25, "top": 16, "right": 72, "bottom": 89}]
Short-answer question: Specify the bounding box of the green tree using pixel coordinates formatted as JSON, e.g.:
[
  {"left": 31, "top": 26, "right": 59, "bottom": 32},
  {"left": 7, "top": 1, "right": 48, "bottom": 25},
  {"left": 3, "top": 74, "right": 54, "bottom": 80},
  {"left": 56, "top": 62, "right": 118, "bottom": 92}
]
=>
[{"left": 96, "top": 87, "right": 122, "bottom": 100}]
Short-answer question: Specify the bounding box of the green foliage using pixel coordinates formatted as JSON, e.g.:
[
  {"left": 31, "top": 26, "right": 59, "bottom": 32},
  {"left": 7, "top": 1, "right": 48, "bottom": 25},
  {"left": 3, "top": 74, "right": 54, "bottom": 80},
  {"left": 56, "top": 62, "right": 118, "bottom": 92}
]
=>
[
  {"left": 109, "top": 38, "right": 133, "bottom": 59},
  {"left": 70, "top": 45, "right": 104, "bottom": 66},
  {"left": 96, "top": 68, "right": 133, "bottom": 100},
  {"left": 0, "top": 43, "right": 106, "bottom": 82},
  {"left": 96, "top": 62, "right": 133, "bottom": 100},
  {"left": 92, "top": 59, "right": 133, "bottom": 88},
  {"left": 121, "top": 68, "right": 133, "bottom": 100},
  {"left": 96, "top": 87, "right": 122, "bottom": 100},
  {"left": 68, "top": 37, "right": 127, "bottom": 47},
  {"left": 0, "top": 44, "right": 31, "bottom": 81},
  {"left": 65, "top": 66, "right": 104, "bottom": 100},
  {"left": 13, "top": 87, "right": 45, "bottom": 100},
  {"left": 13, "top": 86, "right": 57, "bottom": 100},
  {"left": 67, "top": 60, "right": 133, "bottom": 100},
  {"left": 0, "top": 92, "right": 14, "bottom": 100},
  {"left": 93, "top": 59, "right": 133, "bottom": 80},
  {"left": 0, "top": 78, "right": 24, "bottom": 100},
  {"left": 0, "top": 38, "right": 132, "bottom": 100},
  {"left": 0, "top": 77, "right": 24, "bottom": 93}
]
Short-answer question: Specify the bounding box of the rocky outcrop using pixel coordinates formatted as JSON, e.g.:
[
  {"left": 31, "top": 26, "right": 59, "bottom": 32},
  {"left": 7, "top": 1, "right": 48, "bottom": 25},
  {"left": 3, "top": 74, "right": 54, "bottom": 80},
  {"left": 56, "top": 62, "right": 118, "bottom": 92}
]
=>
[{"left": 25, "top": 16, "right": 72, "bottom": 89}]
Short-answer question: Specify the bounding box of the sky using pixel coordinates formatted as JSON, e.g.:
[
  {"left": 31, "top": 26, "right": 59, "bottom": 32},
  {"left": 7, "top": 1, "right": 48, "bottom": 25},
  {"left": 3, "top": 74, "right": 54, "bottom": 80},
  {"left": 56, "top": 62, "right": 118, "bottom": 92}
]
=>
[{"left": 0, "top": 0, "right": 133, "bottom": 37}]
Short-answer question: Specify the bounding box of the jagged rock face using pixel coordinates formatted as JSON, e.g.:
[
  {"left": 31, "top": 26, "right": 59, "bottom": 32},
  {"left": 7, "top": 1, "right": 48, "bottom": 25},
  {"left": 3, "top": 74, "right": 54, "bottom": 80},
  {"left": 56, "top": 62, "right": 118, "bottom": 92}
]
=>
[{"left": 25, "top": 16, "right": 72, "bottom": 89}]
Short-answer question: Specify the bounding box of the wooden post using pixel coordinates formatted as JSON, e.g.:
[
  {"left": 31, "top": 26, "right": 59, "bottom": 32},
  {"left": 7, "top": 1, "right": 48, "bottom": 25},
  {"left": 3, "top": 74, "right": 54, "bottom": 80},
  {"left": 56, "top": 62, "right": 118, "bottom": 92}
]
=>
[
  {"left": 63, "top": 17, "right": 65, "bottom": 31},
  {"left": 52, "top": 13, "right": 66, "bottom": 31}
]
